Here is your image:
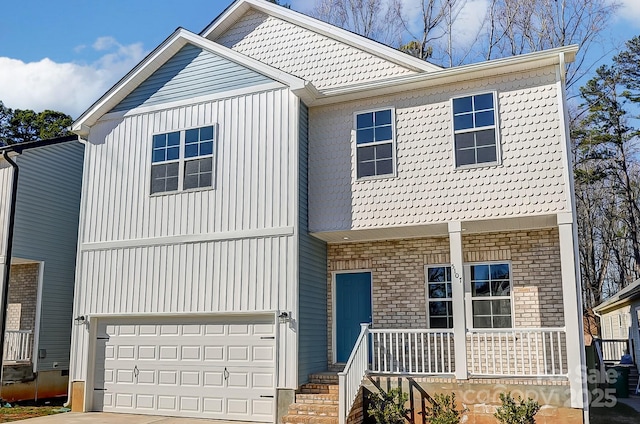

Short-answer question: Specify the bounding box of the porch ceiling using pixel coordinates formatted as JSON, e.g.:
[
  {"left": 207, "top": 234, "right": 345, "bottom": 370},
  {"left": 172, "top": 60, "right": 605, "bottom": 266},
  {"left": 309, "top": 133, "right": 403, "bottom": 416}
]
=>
[{"left": 310, "top": 214, "right": 559, "bottom": 243}]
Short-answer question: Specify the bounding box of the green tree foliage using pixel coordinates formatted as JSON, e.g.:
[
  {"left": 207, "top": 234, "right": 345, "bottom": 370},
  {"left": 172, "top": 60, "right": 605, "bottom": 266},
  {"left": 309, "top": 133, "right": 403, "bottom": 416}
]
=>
[
  {"left": 367, "top": 387, "right": 410, "bottom": 424},
  {"left": 266, "top": 0, "right": 291, "bottom": 8},
  {"left": 0, "top": 102, "right": 71, "bottom": 146},
  {"left": 575, "top": 36, "right": 640, "bottom": 306},
  {"left": 425, "top": 393, "right": 466, "bottom": 424},
  {"left": 494, "top": 392, "right": 540, "bottom": 424}
]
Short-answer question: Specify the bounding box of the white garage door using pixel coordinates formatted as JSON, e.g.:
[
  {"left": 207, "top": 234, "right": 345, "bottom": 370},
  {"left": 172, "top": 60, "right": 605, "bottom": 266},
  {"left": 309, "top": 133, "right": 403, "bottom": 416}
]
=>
[{"left": 93, "top": 315, "right": 276, "bottom": 422}]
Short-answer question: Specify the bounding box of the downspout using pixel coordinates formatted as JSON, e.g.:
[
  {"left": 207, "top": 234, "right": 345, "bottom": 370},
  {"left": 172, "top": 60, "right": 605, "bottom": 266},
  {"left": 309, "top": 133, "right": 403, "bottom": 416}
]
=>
[{"left": 0, "top": 150, "right": 19, "bottom": 390}]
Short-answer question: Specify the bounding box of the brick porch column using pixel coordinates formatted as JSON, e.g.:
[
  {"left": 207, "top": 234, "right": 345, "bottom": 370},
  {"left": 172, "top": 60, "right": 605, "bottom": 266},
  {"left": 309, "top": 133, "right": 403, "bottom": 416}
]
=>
[
  {"left": 557, "top": 212, "right": 587, "bottom": 410},
  {"left": 448, "top": 221, "right": 468, "bottom": 380}
]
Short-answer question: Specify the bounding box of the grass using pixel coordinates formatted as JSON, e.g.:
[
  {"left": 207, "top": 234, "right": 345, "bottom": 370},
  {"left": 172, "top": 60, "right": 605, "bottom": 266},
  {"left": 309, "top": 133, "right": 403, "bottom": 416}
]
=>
[
  {"left": 0, "top": 406, "right": 61, "bottom": 422},
  {"left": 0, "top": 399, "right": 66, "bottom": 423},
  {"left": 590, "top": 401, "right": 640, "bottom": 424}
]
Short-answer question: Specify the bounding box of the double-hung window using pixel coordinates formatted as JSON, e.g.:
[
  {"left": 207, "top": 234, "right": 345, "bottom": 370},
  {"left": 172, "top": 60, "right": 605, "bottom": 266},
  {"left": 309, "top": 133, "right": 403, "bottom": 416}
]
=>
[
  {"left": 469, "top": 262, "right": 512, "bottom": 328},
  {"left": 151, "top": 125, "right": 215, "bottom": 194},
  {"left": 355, "top": 108, "right": 395, "bottom": 178},
  {"left": 426, "top": 266, "right": 453, "bottom": 328},
  {"left": 452, "top": 92, "right": 498, "bottom": 167}
]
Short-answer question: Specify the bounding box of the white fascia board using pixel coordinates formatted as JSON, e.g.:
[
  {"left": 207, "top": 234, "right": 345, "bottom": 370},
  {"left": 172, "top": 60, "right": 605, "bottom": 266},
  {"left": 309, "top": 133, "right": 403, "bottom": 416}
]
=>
[
  {"left": 72, "top": 27, "right": 309, "bottom": 134},
  {"left": 200, "top": 0, "right": 442, "bottom": 73},
  {"left": 309, "top": 45, "right": 579, "bottom": 106}
]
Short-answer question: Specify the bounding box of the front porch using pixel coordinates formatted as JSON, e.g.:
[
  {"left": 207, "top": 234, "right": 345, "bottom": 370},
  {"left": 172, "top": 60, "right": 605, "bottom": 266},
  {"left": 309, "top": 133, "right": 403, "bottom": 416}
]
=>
[{"left": 316, "top": 220, "right": 585, "bottom": 424}]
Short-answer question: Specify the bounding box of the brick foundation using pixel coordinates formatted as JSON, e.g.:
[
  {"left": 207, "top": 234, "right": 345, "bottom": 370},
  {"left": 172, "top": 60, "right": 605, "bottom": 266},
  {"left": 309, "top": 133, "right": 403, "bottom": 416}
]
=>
[
  {"left": 361, "top": 376, "right": 583, "bottom": 424},
  {"left": 7, "top": 263, "right": 39, "bottom": 332}
]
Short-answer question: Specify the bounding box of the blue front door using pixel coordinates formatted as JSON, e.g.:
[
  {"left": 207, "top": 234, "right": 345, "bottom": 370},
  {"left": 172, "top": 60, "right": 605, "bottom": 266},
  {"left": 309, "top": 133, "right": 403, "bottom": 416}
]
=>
[{"left": 335, "top": 272, "right": 372, "bottom": 363}]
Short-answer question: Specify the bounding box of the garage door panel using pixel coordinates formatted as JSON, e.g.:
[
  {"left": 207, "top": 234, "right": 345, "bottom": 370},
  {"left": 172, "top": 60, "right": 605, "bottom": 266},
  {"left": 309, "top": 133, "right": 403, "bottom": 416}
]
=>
[
  {"left": 203, "top": 371, "right": 224, "bottom": 387},
  {"left": 203, "top": 397, "right": 223, "bottom": 413},
  {"left": 94, "top": 316, "right": 276, "bottom": 422},
  {"left": 138, "top": 346, "right": 157, "bottom": 360},
  {"left": 136, "top": 394, "right": 154, "bottom": 409}
]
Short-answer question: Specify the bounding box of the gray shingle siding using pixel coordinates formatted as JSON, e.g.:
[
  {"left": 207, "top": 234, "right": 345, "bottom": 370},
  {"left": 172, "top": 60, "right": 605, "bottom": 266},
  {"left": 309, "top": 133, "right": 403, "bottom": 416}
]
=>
[
  {"left": 12, "top": 141, "right": 84, "bottom": 372},
  {"left": 111, "top": 44, "right": 275, "bottom": 112},
  {"left": 297, "top": 102, "right": 328, "bottom": 385}
]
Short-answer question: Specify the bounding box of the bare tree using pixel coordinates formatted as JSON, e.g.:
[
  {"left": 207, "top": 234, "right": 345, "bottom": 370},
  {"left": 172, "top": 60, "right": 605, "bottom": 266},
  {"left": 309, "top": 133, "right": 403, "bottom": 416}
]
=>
[
  {"left": 394, "top": 0, "right": 466, "bottom": 63},
  {"left": 481, "top": 0, "right": 618, "bottom": 88},
  {"left": 312, "top": 0, "right": 404, "bottom": 46}
]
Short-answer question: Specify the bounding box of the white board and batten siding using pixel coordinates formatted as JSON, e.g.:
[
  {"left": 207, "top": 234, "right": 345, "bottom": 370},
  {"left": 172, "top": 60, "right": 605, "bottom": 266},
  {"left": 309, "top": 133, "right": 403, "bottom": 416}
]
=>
[
  {"left": 309, "top": 66, "right": 571, "bottom": 233},
  {"left": 72, "top": 58, "right": 302, "bottom": 418}
]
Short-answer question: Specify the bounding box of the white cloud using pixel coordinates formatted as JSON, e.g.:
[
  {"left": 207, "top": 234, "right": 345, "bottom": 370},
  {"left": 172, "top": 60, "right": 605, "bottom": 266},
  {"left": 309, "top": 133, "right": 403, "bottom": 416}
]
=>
[
  {"left": 616, "top": 0, "right": 640, "bottom": 27},
  {"left": 451, "top": 0, "right": 488, "bottom": 47},
  {"left": 0, "top": 38, "right": 147, "bottom": 119}
]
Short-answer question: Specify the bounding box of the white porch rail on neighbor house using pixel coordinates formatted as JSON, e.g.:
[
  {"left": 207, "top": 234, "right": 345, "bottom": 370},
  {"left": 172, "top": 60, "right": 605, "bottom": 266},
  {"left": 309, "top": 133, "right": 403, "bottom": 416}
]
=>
[
  {"left": 598, "top": 338, "right": 633, "bottom": 363},
  {"left": 369, "top": 328, "right": 455, "bottom": 375},
  {"left": 468, "top": 328, "right": 567, "bottom": 377},
  {"left": 339, "top": 323, "right": 370, "bottom": 424},
  {"left": 3, "top": 330, "right": 33, "bottom": 362}
]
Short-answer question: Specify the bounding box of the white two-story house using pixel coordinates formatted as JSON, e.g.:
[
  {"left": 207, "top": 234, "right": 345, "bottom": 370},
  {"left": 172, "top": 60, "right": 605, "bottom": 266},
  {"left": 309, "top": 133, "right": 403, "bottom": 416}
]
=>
[{"left": 69, "top": 1, "right": 587, "bottom": 423}]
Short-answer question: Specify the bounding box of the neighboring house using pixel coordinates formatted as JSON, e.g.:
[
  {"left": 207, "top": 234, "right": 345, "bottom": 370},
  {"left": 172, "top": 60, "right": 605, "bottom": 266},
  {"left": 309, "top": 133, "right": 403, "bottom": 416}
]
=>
[
  {"left": 68, "top": 0, "right": 587, "bottom": 423},
  {"left": 593, "top": 279, "right": 640, "bottom": 366},
  {"left": 0, "top": 136, "right": 84, "bottom": 401}
]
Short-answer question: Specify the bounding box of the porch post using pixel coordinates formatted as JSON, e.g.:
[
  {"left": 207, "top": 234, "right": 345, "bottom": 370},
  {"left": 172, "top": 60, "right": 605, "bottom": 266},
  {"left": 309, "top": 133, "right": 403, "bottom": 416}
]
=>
[
  {"left": 557, "top": 212, "right": 587, "bottom": 409},
  {"left": 448, "top": 221, "right": 468, "bottom": 379}
]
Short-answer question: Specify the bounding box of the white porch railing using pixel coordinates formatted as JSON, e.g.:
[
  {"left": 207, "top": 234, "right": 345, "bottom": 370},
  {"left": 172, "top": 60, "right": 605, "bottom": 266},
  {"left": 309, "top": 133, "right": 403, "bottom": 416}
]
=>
[
  {"left": 468, "top": 328, "right": 567, "bottom": 377},
  {"left": 597, "top": 338, "right": 634, "bottom": 363},
  {"left": 369, "top": 328, "right": 455, "bottom": 375},
  {"left": 339, "top": 324, "right": 369, "bottom": 424},
  {"left": 338, "top": 327, "right": 568, "bottom": 423},
  {"left": 3, "top": 330, "right": 33, "bottom": 362}
]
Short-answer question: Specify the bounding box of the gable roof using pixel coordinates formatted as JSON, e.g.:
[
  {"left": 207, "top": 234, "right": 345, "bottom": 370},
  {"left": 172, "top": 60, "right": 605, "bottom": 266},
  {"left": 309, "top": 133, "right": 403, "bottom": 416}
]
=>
[
  {"left": 72, "top": 28, "right": 312, "bottom": 136},
  {"left": 200, "top": 0, "right": 442, "bottom": 74},
  {"left": 594, "top": 278, "right": 640, "bottom": 313}
]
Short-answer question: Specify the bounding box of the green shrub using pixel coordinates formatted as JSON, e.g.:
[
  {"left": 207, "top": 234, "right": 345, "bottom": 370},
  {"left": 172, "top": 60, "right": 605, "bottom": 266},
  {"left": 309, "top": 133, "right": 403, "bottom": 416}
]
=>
[
  {"left": 494, "top": 392, "right": 540, "bottom": 424},
  {"left": 367, "top": 387, "right": 410, "bottom": 424},
  {"left": 425, "top": 393, "right": 466, "bottom": 424}
]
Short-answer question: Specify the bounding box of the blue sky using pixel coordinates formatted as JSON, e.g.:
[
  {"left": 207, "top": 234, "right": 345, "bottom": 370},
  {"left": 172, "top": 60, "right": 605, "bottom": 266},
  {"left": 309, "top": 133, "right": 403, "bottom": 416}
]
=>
[{"left": 1, "top": 0, "right": 638, "bottom": 118}]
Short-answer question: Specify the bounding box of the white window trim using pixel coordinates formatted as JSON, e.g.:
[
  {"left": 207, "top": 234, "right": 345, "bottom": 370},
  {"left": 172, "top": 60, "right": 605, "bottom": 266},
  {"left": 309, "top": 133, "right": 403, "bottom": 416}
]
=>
[
  {"left": 150, "top": 124, "right": 217, "bottom": 196},
  {"left": 353, "top": 107, "right": 397, "bottom": 181},
  {"left": 425, "top": 264, "right": 453, "bottom": 329},
  {"left": 450, "top": 91, "right": 502, "bottom": 170},
  {"left": 463, "top": 260, "right": 515, "bottom": 330}
]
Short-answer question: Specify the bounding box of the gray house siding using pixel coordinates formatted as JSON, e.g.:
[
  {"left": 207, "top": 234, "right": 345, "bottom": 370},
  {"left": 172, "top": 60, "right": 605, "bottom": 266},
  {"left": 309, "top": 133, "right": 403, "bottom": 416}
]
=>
[
  {"left": 297, "top": 102, "right": 328, "bottom": 384},
  {"left": 12, "top": 141, "right": 84, "bottom": 372},
  {"left": 111, "top": 44, "right": 276, "bottom": 112}
]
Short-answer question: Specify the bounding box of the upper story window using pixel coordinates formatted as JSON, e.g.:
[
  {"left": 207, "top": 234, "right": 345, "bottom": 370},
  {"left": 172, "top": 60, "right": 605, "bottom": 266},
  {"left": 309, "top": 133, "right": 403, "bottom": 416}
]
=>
[
  {"left": 468, "top": 262, "right": 512, "bottom": 328},
  {"left": 355, "top": 108, "right": 395, "bottom": 179},
  {"left": 452, "top": 92, "right": 498, "bottom": 168},
  {"left": 151, "top": 125, "right": 215, "bottom": 195}
]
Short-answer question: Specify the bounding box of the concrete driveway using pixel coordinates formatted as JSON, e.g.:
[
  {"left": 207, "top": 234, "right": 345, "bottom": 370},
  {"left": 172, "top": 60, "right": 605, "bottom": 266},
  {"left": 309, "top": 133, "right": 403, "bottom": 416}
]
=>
[{"left": 17, "top": 412, "right": 255, "bottom": 424}]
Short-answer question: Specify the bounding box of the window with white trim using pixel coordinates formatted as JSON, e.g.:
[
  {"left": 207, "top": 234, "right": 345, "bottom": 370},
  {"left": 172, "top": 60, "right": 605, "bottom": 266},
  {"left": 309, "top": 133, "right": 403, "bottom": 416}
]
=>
[
  {"left": 426, "top": 266, "right": 453, "bottom": 329},
  {"left": 452, "top": 92, "right": 498, "bottom": 167},
  {"left": 469, "top": 262, "right": 512, "bottom": 328},
  {"left": 151, "top": 125, "right": 215, "bottom": 194},
  {"left": 355, "top": 108, "right": 395, "bottom": 178}
]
